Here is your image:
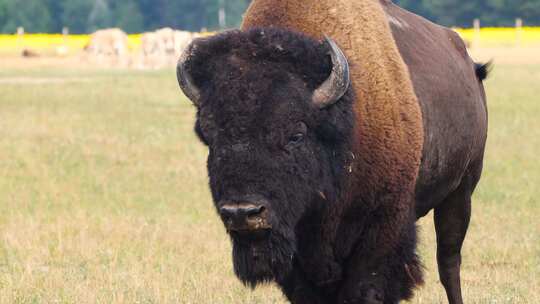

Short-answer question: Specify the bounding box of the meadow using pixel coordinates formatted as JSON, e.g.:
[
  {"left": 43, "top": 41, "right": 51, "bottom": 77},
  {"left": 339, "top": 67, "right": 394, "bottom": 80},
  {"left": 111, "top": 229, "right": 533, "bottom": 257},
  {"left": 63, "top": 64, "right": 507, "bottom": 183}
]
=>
[{"left": 0, "top": 44, "right": 539, "bottom": 303}]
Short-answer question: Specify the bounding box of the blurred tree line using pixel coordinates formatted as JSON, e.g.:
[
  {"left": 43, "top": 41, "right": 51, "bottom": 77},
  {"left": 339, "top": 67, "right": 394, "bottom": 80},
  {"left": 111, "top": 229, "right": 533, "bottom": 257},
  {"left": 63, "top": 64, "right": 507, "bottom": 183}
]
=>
[
  {"left": 395, "top": 0, "right": 540, "bottom": 27},
  {"left": 0, "top": 0, "right": 539, "bottom": 34},
  {"left": 0, "top": 0, "right": 251, "bottom": 33}
]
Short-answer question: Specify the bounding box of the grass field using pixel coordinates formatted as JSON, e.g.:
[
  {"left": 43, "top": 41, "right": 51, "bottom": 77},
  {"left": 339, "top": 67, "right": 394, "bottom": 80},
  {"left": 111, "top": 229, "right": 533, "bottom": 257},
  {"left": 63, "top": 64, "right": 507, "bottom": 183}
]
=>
[{"left": 0, "top": 46, "right": 539, "bottom": 303}]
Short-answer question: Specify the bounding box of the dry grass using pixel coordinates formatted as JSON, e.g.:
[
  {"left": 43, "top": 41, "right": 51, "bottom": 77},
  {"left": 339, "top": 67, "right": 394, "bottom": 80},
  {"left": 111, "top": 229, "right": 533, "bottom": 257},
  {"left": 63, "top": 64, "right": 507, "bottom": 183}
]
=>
[{"left": 0, "top": 47, "right": 538, "bottom": 303}]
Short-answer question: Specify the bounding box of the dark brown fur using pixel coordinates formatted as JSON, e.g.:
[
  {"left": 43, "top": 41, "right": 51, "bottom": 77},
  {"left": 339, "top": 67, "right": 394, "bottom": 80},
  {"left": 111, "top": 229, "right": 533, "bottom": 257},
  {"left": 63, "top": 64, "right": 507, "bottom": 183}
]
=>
[
  {"left": 242, "top": 4, "right": 427, "bottom": 302},
  {"left": 384, "top": 2, "right": 488, "bottom": 303},
  {"left": 182, "top": 27, "right": 424, "bottom": 303},
  {"left": 179, "top": 1, "right": 488, "bottom": 303}
]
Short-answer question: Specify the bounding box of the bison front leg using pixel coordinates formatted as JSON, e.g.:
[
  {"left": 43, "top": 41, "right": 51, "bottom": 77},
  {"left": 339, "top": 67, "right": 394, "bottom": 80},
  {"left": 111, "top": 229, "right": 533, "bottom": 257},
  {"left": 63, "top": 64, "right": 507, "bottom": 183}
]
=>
[
  {"left": 336, "top": 256, "right": 392, "bottom": 304},
  {"left": 298, "top": 190, "right": 418, "bottom": 291},
  {"left": 279, "top": 264, "right": 332, "bottom": 304},
  {"left": 296, "top": 242, "right": 343, "bottom": 290},
  {"left": 337, "top": 222, "right": 423, "bottom": 304}
]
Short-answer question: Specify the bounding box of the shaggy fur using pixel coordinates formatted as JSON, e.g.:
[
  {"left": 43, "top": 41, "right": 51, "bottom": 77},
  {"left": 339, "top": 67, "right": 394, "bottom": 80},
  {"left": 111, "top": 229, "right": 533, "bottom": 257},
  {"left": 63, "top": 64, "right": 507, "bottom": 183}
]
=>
[
  {"left": 181, "top": 1, "right": 488, "bottom": 303},
  {"left": 183, "top": 26, "right": 423, "bottom": 303},
  {"left": 185, "top": 28, "right": 357, "bottom": 293},
  {"left": 243, "top": 0, "right": 424, "bottom": 297},
  {"left": 382, "top": 3, "right": 489, "bottom": 303}
]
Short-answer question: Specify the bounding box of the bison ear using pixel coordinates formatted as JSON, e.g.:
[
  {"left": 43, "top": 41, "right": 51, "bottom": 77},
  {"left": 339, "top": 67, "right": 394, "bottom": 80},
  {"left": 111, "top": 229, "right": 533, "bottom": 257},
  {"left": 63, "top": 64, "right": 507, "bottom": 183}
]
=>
[
  {"left": 177, "top": 44, "right": 202, "bottom": 107},
  {"left": 312, "top": 37, "right": 350, "bottom": 109}
]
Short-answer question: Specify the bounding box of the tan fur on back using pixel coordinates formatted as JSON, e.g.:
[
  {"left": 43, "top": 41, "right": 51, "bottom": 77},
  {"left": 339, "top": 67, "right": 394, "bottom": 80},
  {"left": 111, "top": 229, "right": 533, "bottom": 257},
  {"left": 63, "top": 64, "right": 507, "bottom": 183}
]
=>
[{"left": 242, "top": 0, "right": 424, "bottom": 229}]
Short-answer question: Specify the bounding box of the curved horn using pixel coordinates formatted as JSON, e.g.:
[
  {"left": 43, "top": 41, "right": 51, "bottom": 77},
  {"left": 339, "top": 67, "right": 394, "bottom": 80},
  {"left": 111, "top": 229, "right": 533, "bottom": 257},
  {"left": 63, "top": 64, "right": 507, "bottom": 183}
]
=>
[
  {"left": 177, "top": 46, "right": 201, "bottom": 106},
  {"left": 312, "top": 37, "right": 351, "bottom": 109}
]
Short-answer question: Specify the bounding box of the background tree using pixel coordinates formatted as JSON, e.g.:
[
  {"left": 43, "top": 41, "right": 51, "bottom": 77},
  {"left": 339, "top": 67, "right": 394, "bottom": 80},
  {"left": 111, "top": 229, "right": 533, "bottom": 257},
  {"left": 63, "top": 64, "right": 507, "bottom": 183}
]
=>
[
  {"left": 60, "top": 0, "right": 93, "bottom": 34},
  {"left": 111, "top": 0, "right": 144, "bottom": 33},
  {"left": 0, "top": 0, "right": 53, "bottom": 33},
  {"left": 0, "top": 0, "right": 539, "bottom": 34},
  {"left": 160, "top": 0, "right": 208, "bottom": 31},
  {"left": 0, "top": 0, "right": 8, "bottom": 31}
]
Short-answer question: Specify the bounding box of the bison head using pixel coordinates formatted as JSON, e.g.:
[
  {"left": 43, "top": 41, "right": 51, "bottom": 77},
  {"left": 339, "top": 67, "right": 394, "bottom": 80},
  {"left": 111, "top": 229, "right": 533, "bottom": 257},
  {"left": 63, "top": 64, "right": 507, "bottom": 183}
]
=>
[{"left": 177, "top": 28, "right": 354, "bottom": 287}]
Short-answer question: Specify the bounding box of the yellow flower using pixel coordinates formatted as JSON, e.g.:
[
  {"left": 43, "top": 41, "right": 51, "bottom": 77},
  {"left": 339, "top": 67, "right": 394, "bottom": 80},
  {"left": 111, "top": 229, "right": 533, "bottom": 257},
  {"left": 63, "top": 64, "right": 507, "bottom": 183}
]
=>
[{"left": 1, "top": 28, "right": 539, "bottom": 55}]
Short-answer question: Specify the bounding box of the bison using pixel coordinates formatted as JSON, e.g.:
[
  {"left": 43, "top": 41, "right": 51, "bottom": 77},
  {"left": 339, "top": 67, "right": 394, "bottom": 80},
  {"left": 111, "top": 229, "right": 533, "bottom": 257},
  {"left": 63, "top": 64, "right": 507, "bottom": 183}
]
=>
[
  {"left": 140, "top": 28, "right": 194, "bottom": 69},
  {"left": 85, "top": 28, "right": 128, "bottom": 58},
  {"left": 176, "top": 1, "right": 489, "bottom": 303}
]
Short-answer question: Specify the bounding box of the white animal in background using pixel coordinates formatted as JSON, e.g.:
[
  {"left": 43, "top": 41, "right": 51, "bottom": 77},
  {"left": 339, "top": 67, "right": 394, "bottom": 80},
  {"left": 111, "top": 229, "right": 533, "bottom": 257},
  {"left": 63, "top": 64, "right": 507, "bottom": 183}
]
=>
[
  {"left": 139, "top": 28, "right": 195, "bottom": 69},
  {"left": 86, "top": 28, "right": 128, "bottom": 57},
  {"left": 85, "top": 28, "right": 129, "bottom": 66},
  {"left": 174, "top": 30, "right": 193, "bottom": 57}
]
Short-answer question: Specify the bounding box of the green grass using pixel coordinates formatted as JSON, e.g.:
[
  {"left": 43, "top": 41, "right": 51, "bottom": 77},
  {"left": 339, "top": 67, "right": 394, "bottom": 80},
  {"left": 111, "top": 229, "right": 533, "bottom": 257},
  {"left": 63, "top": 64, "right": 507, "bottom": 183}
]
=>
[{"left": 0, "top": 49, "right": 539, "bottom": 303}]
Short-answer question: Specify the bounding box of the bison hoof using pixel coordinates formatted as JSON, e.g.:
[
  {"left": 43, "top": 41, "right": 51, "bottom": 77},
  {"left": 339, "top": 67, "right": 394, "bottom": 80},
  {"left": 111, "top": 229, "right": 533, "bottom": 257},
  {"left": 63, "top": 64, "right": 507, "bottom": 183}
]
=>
[
  {"left": 340, "top": 283, "right": 384, "bottom": 304},
  {"left": 312, "top": 261, "right": 343, "bottom": 289},
  {"left": 363, "top": 288, "right": 384, "bottom": 304}
]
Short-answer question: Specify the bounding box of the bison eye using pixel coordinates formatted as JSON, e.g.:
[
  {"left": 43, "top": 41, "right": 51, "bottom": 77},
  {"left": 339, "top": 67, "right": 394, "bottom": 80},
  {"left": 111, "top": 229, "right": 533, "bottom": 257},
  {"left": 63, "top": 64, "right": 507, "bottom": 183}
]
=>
[
  {"left": 289, "top": 133, "right": 305, "bottom": 144},
  {"left": 285, "top": 132, "right": 306, "bottom": 150},
  {"left": 285, "top": 122, "right": 307, "bottom": 149}
]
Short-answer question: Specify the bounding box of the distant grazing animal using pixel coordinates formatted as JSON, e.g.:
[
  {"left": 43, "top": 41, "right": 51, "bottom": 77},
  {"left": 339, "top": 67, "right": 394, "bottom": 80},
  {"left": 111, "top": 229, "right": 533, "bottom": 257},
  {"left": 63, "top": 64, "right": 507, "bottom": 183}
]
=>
[
  {"left": 177, "top": 1, "right": 489, "bottom": 303},
  {"left": 155, "top": 27, "right": 176, "bottom": 56},
  {"left": 141, "top": 32, "right": 160, "bottom": 57},
  {"left": 21, "top": 49, "right": 39, "bottom": 58},
  {"left": 174, "top": 30, "right": 193, "bottom": 57},
  {"left": 140, "top": 28, "right": 193, "bottom": 68},
  {"left": 86, "top": 28, "right": 128, "bottom": 58}
]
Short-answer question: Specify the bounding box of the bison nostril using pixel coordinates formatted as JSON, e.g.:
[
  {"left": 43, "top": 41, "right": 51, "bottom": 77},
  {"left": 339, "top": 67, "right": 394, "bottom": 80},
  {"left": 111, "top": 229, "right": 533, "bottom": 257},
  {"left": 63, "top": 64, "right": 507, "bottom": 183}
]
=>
[
  {"left": 219, "top": 203, "right": 268, "bottom": 232},
  {"left": 219, "top": 206, "right": 236, "bottom": 219},
  {"left": 245, "top": 205, "right": 265, "bottom": 217},
  {"left": 219, "top": 204, "right": 265, "bottom": 219}
]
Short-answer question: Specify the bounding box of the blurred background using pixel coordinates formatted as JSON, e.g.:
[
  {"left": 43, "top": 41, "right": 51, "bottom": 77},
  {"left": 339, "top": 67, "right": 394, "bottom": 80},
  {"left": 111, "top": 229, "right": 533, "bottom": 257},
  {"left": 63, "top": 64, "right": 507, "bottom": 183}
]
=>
[
  {"left": 0, "top": 1, "right": 538, "bottom": 303},
  {"left": 0, "top": 0, "right": 540, "bottom": 33},
  {"left": 1, "top": 0, "right": 540, "bottom": 67}
]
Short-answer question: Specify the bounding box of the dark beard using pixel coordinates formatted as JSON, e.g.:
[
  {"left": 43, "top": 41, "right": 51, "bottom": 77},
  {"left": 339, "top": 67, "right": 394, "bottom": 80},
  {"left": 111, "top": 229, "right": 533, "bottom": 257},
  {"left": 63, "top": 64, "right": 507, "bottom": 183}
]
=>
[{"left": 232, "top": 231, "right": 296, "bottom": 288}]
